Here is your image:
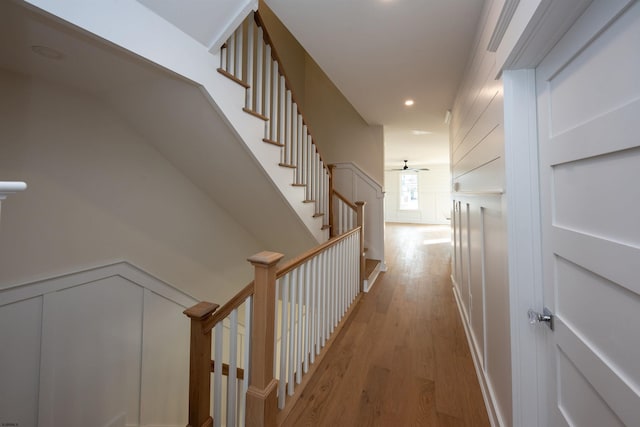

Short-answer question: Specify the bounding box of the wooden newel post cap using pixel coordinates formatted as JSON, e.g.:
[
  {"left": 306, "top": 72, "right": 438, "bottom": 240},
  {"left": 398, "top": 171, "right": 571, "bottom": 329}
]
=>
[
  {"left": 247, "top": 251, "right": 284, "bottom": 267},
  {"left": 355, "top": 201, "right": 366, "bottom": 207},
  {"left": 183, "top": 301, "right": 220, "bottom": 320}
]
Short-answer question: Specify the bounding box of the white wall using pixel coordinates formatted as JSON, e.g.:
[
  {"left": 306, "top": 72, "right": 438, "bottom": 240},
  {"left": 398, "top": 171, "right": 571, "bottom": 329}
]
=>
[
  {"left": 384, "top": 164, "right": 451, "bottom": 225},
  {"left": 449, "top": 1, "right": 510, "bottom": 425},
  {"left": 0, "top": 70, "right": 265, "bottom": 305}
]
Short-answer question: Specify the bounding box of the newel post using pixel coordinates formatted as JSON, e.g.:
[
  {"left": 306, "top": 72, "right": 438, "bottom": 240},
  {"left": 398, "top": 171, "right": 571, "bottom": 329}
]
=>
[
  {"left": 184, "top": 302, "right": 220, "bottom": 427},
  {"left": 328, "top": 165, "right": 335, "bottom": 237},
  {"left": 356, "top": 201, "right": 366, "bottom": 292},
  {"left": 246, "top": 251, "right": 283, "bottom": 427}
]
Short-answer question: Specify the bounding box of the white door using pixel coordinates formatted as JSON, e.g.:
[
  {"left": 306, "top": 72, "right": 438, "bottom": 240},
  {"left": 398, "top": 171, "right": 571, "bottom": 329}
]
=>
[{"left": 536, "top": 0, "right": 640, "bottom": 425}]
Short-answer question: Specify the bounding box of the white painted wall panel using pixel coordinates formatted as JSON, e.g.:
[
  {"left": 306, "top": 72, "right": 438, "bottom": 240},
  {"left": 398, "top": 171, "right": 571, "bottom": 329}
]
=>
[
  {"left": 0, "top": 263, "right": 198, "bottom": 427},
  {"left": 452, "top": 89, "right": 503, "bottom": 164},
  {"left": 140, "top": 290, "right": 191, "bottom": 426},
  {"left": 452, "top": 125, "right": 504, "bottom": 180},
  {"left": 38, "top": 277, "right": 144, "bottom": 427},
  {"left": 0, "top": 297, "right": 42, "bottom": 427}
]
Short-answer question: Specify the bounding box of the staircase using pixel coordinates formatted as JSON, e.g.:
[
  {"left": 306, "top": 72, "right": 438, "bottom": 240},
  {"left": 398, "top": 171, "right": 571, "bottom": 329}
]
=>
[{"left": 215, "top": 11, "right": 332, "bottom": 242}]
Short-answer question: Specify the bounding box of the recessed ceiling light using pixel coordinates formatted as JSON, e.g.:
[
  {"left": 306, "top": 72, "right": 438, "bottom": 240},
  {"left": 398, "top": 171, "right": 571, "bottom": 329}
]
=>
[
  {"left": 404, "top": 99, "right": 414, "bottom": 106},
  {"left": 31, "top": 45, "right": 64, "bottom": 60},
  {"left": 412, "top": 130, "right": 432, "bottom": 135}
]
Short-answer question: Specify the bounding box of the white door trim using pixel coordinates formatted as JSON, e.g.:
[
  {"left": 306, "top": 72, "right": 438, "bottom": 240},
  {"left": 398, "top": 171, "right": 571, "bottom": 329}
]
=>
[{"left": 503, "top": 69, "right": 546, "bottom": 427}]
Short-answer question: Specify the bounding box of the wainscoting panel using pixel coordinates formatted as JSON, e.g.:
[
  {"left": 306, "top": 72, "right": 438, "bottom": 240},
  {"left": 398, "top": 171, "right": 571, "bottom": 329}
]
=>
[{"left": 0, "top": 262, "right": 198, "bottom": 427}]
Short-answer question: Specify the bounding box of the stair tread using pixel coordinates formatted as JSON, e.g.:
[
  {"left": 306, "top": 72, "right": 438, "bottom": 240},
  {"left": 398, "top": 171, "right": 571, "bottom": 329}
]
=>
[
  {"left": 279, "top": 163, "right": 296, "bottom": 169},
  {"left": 263, "top": 138, "right": 284, "bottom": 147},
  {"left": 217, "top": 68, "right": 250, "bottom": 88},
  {"left": 365, "top": 258, "right": 381, "bottom": 278},
  {"left": 242, "top": 108, "right": 268, "bottom": 121}
]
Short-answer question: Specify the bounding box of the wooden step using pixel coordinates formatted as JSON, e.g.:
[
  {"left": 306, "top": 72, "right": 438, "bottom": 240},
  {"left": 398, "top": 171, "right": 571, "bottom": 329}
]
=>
[
  {"left": 279, "top": 163, "right": 296, "bottom": 169},
  {"left": 217, "top": 68, "right": 250, "bottom": 88},
  {"left": 263, "top": 138, "right": 284, "bottom": 147},
  {"left": 363, "top": 258, "right": 382, "bottom": 292},
  {"left": 242, "top": 108, "right": 268, "bottom": 121}
]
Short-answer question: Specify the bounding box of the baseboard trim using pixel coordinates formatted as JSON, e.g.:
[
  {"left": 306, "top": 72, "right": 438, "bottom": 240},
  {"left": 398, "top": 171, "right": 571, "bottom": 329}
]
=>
[{"left": 451, "top": 278, "right": 504, "bottom": 427}]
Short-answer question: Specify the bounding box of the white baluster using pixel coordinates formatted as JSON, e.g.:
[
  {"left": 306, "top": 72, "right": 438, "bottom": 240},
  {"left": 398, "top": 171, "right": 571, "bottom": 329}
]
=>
[
  {"left": 264, "top": 46, "right": 271, "bottom": 138},
  {"left": 227, "top": 309, "right": 238, "bottom": 427},
  {"left": 235, "top": 26, "right": 243, "bottom": 81},
  {"left": 279, "top": 76, "right": 286, "bottom": 162},
  {"left": 256, "top": 27, "right": 264, "bottom": 116},
  {"left": 296, "top": 265, "right": 304, "bottom": 384},
  {"left": 228, "top": 32, "right": 235, "bottom": 75},
  {"left": 310, "top": 256, "right": 318, "bottom": 361},
  {"left": 278, "top": 274, "right": 289, "bottom": 409},
  {"left": 273, "top": 280, "right": 279, "bottom": 380},
  {"left": 246, "top": 21, "right": 254, "bottom": 109},
  {"left": 291, "top": 102, "right": 298, "bottom": 169},
  {"left": 285, "top": 91, "right": 292, "bottom": 166},
  {"left": 221, "top": 43, "right": 227, "bottom": 70},
  {"left": 241, "top": 297, "right": 252, "bottom": 427},
  {"left": 304, "top": 260, "right": 311, "bottom": 373},
  {"left": 214, "top": 323, "right": 223, "bottom": 427},
  {"left": 297, "top": 116, "right": 303, "bottom": 184},
  {"left": 271, "top": 59, "right": 278, "bottom": 142},
  {"left": 288, "top": 271, "right": 296, "bottom": 396}
]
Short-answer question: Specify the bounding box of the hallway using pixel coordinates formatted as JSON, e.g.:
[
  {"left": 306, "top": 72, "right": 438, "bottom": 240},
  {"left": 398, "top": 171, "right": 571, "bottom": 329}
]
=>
[{"left": 282, "top": 223, "right": 490, "bottom": 426}]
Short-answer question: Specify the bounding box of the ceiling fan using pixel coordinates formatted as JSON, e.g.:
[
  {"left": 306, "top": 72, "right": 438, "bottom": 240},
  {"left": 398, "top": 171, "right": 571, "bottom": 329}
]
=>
[{"left": 388, "top": 160, "right": 430, "bottom": 172}]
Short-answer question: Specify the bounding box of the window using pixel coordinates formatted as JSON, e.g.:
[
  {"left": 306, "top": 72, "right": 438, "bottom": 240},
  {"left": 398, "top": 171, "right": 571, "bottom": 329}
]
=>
[{"left": 399, "top": 173, "right": 418, "bottom": 210}]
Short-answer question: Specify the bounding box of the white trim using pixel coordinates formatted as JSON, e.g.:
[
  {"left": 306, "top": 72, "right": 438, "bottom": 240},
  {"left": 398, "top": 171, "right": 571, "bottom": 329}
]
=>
[
  {"left": 0, "top": 181, "right": 27, "bottom": 200},
  {"left": 452, "top": 279, "right": 503, "bottom": 427},
  {"left": 0, "top": 261, "right": 198, "bottom": 309},
  {"left": 503, "top": 69, "right": 545, "bottom": 427},
  {"left": 496, "top": 0, "right": 592, "bottom": 74},
  {"left": 208, "top": 0, "right": 258, "bottom": 53},
  {"left": 330, "top": 162, "right": 384, "bottom": 198},
  {"left": 487, "top": 0, "right": 521, "bottom": 52}
]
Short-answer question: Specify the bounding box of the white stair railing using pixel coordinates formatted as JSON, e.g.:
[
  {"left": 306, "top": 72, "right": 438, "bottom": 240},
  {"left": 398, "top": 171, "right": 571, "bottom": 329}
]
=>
[
  {"left": 274, "top": 228, "right": 360, "bottom": 410},
  {"left": 217, "top": 12, "right": 330, "bottom": 231}
]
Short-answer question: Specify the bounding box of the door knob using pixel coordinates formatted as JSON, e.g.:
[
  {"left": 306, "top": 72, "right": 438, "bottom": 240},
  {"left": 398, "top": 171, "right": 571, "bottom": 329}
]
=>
[{"left": 528, "top": 307, "right": 554, "bottom": 330}]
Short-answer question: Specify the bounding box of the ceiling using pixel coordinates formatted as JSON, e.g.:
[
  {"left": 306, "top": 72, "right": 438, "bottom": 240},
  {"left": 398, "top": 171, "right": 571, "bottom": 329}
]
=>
[{"left": 264, "top": 0, "right": 485, "bottom": 168}]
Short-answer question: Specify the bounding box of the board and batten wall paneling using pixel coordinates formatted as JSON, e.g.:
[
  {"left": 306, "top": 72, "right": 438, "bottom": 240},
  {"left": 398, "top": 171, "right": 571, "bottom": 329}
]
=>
[
  {"left": 449, "top": 0, "right": 510, "bottom": 425},
  {"left": 0, "top": 262, "right": 198, "bottom": 427}
]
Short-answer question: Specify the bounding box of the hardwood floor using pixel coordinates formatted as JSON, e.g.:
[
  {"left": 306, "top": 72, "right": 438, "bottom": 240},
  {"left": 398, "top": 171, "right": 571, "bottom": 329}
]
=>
[{"left": 281, "top": 223, "right": 490, "bottom": 427}]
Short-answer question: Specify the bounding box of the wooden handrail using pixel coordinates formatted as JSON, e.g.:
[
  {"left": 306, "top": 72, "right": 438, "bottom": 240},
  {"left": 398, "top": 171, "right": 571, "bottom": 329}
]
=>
[
  {"left": 276, "top": 226, "right": 361, "bottom": 278},
  {"left": 202, "top": 282, "right": 255, "bottom": 333},
  {"left": 253, "top": 11, "right": 330, "bottom": 170},
  {"left": 333, "top": 189, "right": 358, "bottom": 211}
]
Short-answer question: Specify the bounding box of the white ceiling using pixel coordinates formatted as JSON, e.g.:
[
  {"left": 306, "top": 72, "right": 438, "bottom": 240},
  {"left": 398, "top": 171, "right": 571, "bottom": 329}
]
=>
[{"left": 264, "top": 0, "right": 485, "bottom": 168}]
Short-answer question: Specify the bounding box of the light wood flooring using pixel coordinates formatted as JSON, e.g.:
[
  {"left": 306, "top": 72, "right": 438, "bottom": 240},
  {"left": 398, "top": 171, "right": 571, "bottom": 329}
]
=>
[{"left": 282, "top": 223, "right": 490, "bottom": 426}]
